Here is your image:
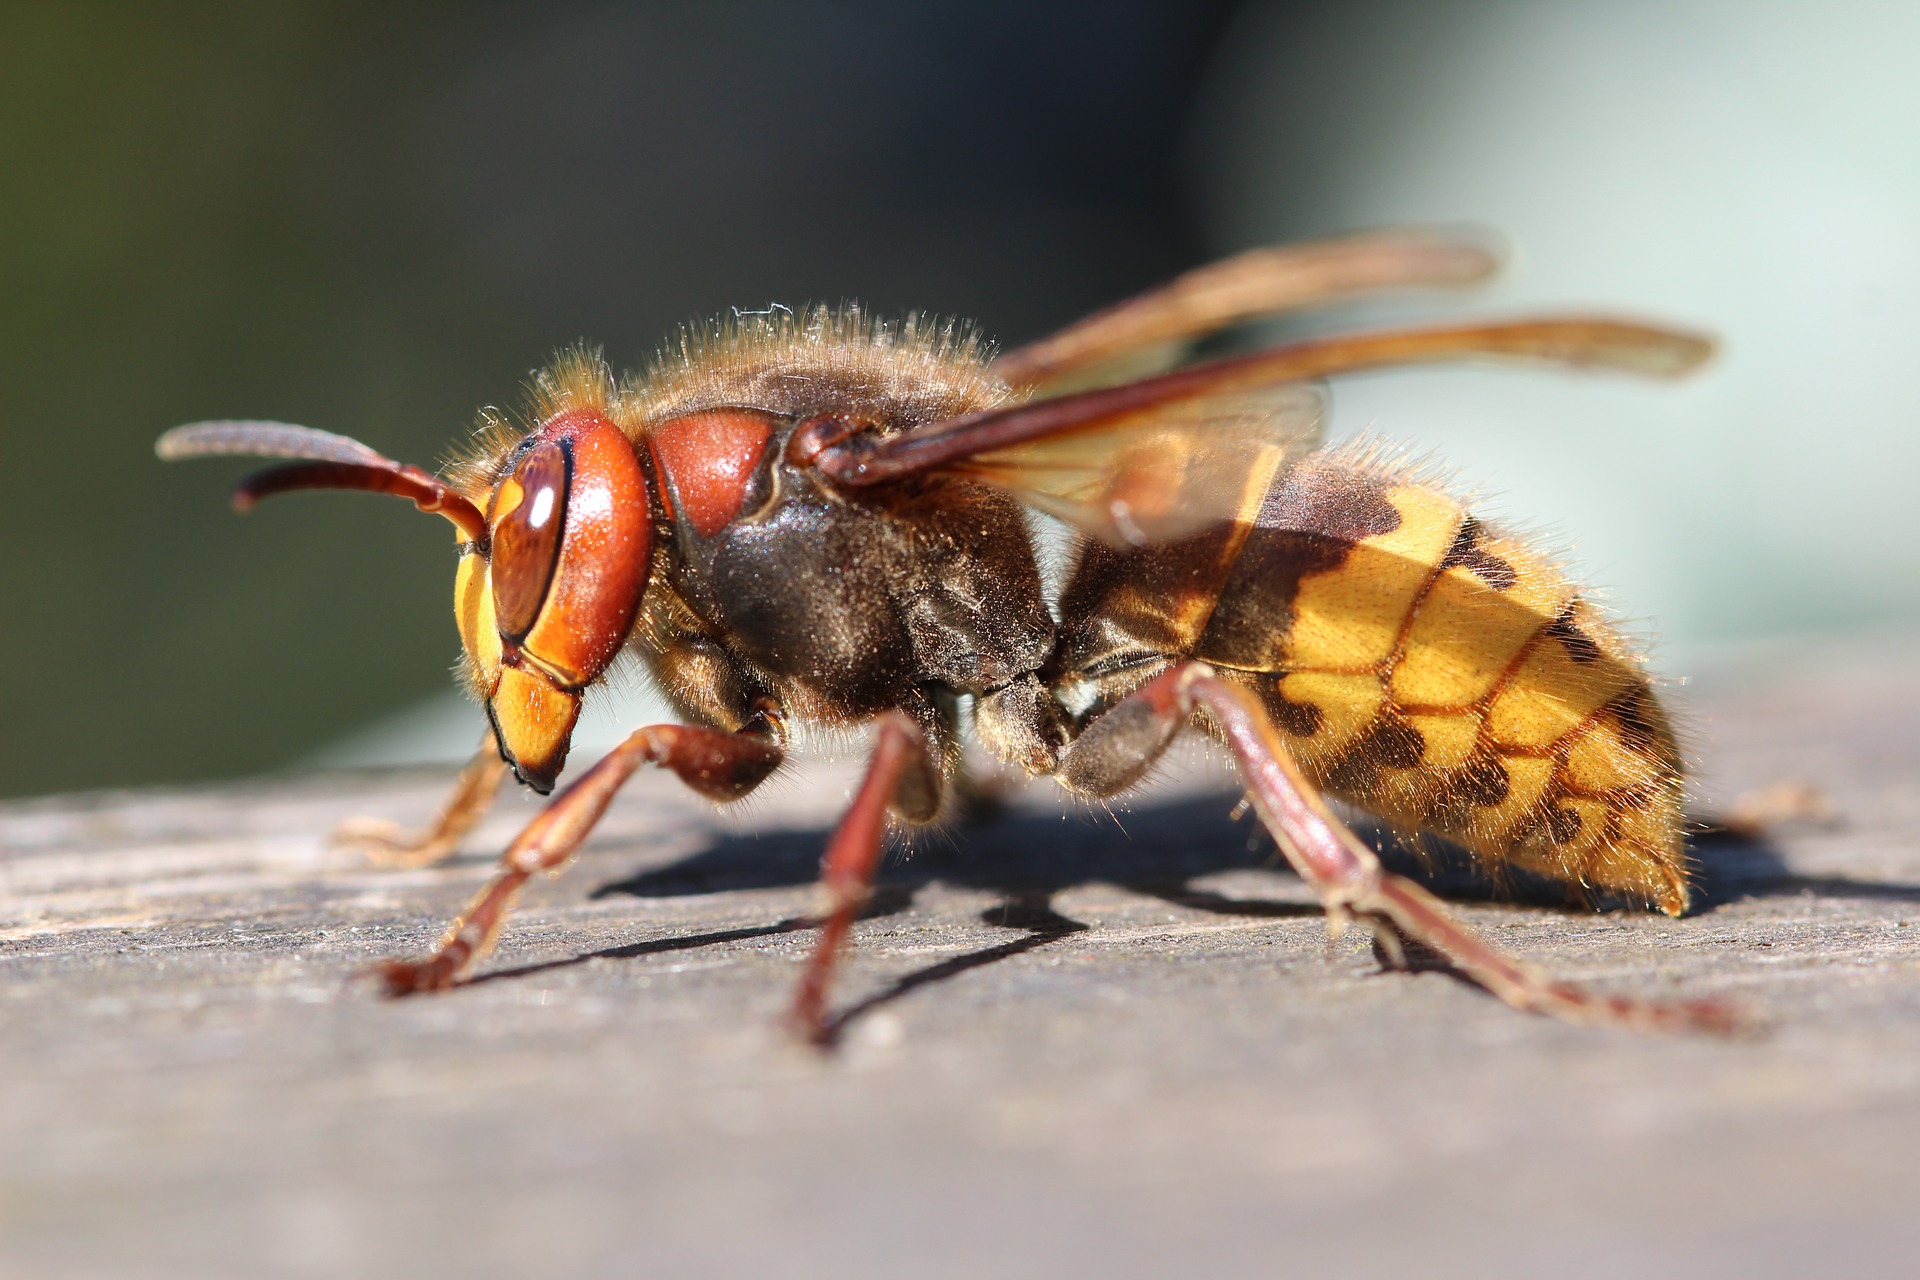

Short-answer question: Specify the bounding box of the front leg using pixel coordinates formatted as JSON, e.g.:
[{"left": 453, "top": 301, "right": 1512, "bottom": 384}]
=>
[
  {"left": 1058, "top": 662, "right": 1741, "bottom": 1034},
  {"left": 380, "top": 721, "right": 784, "bottom": 995},
  {"left": 332, "top": 733, "right": 509, "bottom": 868}
]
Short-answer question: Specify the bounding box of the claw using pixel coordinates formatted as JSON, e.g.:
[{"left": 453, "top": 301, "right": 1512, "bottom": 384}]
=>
[{"left": 374, "top": 956, "right": 459, "bottom": 997}]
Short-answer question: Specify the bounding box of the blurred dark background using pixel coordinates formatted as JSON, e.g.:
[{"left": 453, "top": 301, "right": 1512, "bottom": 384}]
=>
[
  {"left": 0, "top": 1, "right": 1246, "bottom": 797},
  {"left": 7, "top": 1, "right": 1917, "bottom": 799}
]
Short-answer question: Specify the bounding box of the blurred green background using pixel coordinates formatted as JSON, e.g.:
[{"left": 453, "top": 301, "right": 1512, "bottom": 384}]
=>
[
  {"left": 0, "top": 1, "right": 1236, "bottom": 796},
  {"left": 4, "top": 0, "right": 1916, "bottom": 799}
]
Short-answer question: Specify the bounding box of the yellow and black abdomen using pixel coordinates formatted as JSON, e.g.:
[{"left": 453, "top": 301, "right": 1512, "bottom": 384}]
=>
[{"left": 1055, "top": 444, "right": 1690, "bottom": 914}]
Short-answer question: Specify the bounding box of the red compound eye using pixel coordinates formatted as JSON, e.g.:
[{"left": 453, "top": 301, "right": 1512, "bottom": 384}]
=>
[{"left": 489, "top": 440, "right": 569, "bottom": 642}]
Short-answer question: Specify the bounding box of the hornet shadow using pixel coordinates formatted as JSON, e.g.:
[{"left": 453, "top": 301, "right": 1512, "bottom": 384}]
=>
[{"left": 472, "top": 789, "right": 1920, "bottom": 1034}]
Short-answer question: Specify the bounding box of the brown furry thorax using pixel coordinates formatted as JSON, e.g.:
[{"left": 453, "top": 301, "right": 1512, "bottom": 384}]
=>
[{"left": 446, "top": 307, "right": 1014, "bottom": 501}]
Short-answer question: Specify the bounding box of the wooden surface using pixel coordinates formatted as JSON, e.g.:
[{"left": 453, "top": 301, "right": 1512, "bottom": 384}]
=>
[{"left": 3, "top": 634, "right": 1918, "bottom": 1279}]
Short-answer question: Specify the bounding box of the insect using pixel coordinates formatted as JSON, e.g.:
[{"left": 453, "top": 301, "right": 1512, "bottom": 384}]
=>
[{"left": 158, "top": 229, "right": 1734, "bottom": 1040}]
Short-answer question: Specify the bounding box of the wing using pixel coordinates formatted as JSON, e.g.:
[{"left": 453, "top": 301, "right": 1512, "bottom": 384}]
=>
[
  {"left": 813, "top": 314, "right": 1711, "bottom": 546},
  {"left": 991, "top": 228, "right": 1502, "bottom": 393},
  {"left": 156, "top": 420, "right": 489, "bottom": 541},
  {"left": 950, "top": 383, "right": 1325, "bottom": 547}
]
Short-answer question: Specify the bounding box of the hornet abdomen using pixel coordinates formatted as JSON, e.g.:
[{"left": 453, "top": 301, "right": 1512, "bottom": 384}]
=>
[{"left": 1055, "top": 443, "right": 1689, "bottom": 914}]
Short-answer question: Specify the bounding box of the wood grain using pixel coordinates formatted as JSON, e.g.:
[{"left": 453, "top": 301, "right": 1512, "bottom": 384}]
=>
[{"left": 3, "top": 633, "right": 1918, "bottom": 1279}]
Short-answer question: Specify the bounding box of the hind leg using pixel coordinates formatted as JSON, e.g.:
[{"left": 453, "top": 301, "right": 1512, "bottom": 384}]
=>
[{"left": 1057, "top": 662, "right": 1741, "bottom": 1034}]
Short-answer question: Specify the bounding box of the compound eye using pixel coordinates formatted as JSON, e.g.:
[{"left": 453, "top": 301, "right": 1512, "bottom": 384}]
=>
[{"left": 489, "top": 440, "right": 569, "bottom": 641}]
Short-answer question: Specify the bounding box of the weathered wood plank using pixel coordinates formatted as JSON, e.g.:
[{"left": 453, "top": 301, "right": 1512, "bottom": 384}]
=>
[{"left": 3, "top": 635, "right": 1918, "bottom": 1279}]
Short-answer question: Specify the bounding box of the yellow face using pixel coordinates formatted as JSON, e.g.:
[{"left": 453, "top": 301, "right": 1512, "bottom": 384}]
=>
[
  {"left": 450, "top": 401, "right": 654, "bottom": 795},
  {"left": 453, "top": 538, "right": 582, "bottom": 796}
]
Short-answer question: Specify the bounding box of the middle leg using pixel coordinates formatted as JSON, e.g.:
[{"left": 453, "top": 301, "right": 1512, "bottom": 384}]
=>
[{"left": 787, "top": 711, "right": 940, "bottom": 1044}]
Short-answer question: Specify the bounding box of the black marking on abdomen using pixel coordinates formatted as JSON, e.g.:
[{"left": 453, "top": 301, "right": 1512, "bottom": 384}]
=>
[
  {"left": 1326, "top": 714, "right": 1426, "bottom": 792},
  {"left": 1609, "top": 686, "right": 1664, "bottom": 756},
  {"left": 1437, "top": 516, "right": 1517, "bottom": 590},
  {"left": 1543, "top": 603, "right": 1604, "bottom": 664},
  {"left": 1269, "top": 692, "right": 1324, "bottom": 738},
  {"left": 1444, "top": 755, "right": 1512, "bottom": 809},
  {"left": 1198, "top": 459, "right": 1406, "bottom": 663}
]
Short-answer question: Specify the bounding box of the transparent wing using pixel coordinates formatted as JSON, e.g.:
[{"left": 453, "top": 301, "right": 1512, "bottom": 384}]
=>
[
  {"left": 952, "top": 383, "right": 1325, "bottom": 546},
  {"left": 821, "top": 311, "right": 1706, "bottom": 469},
  {"left": 992, "top": 228, "right": 1502, "bottom": 393}
]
